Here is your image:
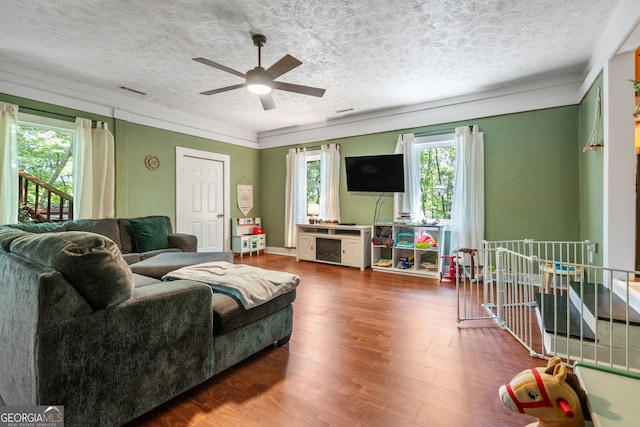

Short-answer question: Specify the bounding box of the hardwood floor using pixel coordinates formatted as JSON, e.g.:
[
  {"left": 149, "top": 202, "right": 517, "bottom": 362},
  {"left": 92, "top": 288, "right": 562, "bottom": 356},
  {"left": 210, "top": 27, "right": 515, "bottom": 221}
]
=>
[{"left": 126, "top": 254, "right": 542, "bottom": 427}]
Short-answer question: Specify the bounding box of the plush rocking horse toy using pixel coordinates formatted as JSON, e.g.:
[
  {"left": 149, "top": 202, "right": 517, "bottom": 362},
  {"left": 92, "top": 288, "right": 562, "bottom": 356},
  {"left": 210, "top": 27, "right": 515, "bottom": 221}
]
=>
[{"left": 499, "top": 357, "right": 591, "bottom": 427}]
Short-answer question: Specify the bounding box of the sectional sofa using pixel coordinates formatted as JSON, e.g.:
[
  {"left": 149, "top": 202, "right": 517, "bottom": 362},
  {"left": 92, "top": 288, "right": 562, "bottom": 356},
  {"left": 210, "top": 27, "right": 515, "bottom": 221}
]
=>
[
  {"left": 0, "top": 216, "right": 295, "bottom": 426},
  {"left": 4, "top": 215, "right": 198, "bottom": 264}
]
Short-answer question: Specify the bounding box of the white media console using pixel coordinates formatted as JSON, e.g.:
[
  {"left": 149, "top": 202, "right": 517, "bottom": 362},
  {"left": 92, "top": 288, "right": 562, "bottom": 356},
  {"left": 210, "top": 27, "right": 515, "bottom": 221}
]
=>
[{"left": 296, "top": 224, "right": 371, "bottom": 270}]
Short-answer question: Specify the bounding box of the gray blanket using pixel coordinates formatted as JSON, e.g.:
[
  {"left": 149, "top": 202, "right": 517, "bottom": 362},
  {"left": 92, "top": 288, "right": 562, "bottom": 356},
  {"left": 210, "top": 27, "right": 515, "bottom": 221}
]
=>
[{"left": 162, "top": 261, "right": 299, "bottom": 309}]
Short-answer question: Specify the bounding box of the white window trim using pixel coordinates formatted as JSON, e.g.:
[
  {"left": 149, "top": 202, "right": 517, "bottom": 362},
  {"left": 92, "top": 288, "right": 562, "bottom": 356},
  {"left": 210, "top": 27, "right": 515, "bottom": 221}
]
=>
[
  {"left": 306, "top": 152, "right": 320, "bottom": 162},
  {"left": 414, "top": 133, "right": 455, "bottom": 149},
  {"left": 17, "top": 112, "right": 76, "bottom": 132}
]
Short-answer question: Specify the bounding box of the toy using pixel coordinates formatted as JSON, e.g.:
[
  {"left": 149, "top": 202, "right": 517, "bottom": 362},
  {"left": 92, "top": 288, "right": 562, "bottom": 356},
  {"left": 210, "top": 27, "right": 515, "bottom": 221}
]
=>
[
  {"left": 373, "top": 258, "right": 393, "bottom": 267},
  {"left": 440, "top": 254, "right": 462, "bottom": 280},
  {"left": 397, "top": 255, "right": 414, "bottom": 269},
  {"left": 395, "top": 232, "right": 414, "bottom": 248},
  {"left": 415, "top": 232, "right": 437, "bottom": 249},
  {"left": 371, "top": 226, "right": 394, "bottom": 247},
  {"left": 499, "top": 357, "right": 591, "bottom": 427}
]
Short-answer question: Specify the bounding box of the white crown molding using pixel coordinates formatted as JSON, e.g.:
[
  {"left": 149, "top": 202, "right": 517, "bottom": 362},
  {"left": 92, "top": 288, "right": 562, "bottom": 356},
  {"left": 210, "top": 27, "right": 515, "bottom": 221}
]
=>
[
  {"left": 113, "top": 109, "right": 259, "bottom": 149},
  {"left": 0, "top": 63, "right": 257, "bottom": 147},
  {"left": 0, "top": 62, "right": 602, "bottom": 151},
  {"left": 0, "top": 72, "right": 115, "bottom": 118},
  {"left": 257, "top": 77, "right": 582, "bottom": 148},
  {"left": 578, "top": 0, "right": 640, "bottom": 102}
]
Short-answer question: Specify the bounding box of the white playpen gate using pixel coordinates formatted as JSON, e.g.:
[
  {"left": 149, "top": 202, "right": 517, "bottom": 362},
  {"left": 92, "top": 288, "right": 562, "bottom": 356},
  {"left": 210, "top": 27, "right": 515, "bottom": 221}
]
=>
[{"left": 455, "top": 239, "right": 640, "bottom": 373}]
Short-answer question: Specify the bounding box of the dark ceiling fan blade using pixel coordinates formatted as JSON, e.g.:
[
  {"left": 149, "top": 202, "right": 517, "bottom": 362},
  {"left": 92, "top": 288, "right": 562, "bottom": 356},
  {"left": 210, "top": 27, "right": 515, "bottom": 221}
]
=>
[
  {"left": 266, "top": 54, "right": 302, "bottom": 80},
  {"left": 199, "top": 83, "right": 246, "bottom": 96},
  {"left": 193, "top": 57, "right": 246, "bottom": 79},
  {"left": 272, "top": 81, "right": 326, "bottom": 97},
  {"left": 259, "top": 93, "right": 276, "bottom": 110}
]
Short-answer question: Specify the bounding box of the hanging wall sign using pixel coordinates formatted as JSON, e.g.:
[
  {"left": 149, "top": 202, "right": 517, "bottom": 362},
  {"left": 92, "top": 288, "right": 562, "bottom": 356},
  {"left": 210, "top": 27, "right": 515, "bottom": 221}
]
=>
[{"left": 237, "top": 184, "right": 253, "bottom": 216}]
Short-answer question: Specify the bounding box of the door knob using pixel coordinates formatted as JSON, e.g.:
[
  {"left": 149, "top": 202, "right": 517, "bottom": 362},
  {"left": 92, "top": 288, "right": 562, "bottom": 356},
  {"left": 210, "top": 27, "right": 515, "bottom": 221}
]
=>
[{"left": 217, "top": 213, "right": 224, "bottom": 218}]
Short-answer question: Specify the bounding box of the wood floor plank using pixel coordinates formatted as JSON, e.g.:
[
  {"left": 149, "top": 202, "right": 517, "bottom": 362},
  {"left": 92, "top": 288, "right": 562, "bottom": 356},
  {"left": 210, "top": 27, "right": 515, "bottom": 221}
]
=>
[{"left": 126, "top": 254, "right": 541, "bottom": 426}]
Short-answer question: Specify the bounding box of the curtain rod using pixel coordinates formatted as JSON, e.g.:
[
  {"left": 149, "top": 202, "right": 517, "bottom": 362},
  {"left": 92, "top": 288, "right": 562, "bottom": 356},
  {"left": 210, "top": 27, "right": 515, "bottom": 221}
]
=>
[
  {"left": 301, "top": 143, "right": 341, "bottom": 151},
  {"left": 414, "top": 125, "right": 473, "bottom": 138},
  {"left": 19, "top": 106, "right": 77, "bottom": 121}
]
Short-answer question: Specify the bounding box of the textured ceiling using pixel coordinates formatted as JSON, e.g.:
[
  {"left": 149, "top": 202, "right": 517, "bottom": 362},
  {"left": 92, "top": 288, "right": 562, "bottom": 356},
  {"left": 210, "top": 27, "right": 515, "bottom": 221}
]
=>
[{"left": 0, "top": 0, "right": 620, "bottom": 134}]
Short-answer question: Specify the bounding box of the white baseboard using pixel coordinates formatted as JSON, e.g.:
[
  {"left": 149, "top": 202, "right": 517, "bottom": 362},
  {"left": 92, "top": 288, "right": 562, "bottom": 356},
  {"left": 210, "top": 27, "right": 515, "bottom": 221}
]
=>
[{"left": 265, "top": 246, "right": 297, "bottom": 257}]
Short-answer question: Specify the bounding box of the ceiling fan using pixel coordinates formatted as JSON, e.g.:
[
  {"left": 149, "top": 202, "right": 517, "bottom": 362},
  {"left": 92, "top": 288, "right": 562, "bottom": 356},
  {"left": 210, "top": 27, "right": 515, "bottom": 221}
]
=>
[{"left": 193, "top": 34, "right": 326, "bottom": 110}]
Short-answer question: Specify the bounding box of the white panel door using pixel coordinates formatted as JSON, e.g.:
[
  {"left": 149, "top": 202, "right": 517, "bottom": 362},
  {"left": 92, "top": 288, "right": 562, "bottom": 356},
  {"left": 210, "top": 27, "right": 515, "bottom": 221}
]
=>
[
  {"left": 184, "top": 155, "right": 223, "bottom": 252},
  {"left": 176, "top": 147, "right": 229, "bottom": 252}
]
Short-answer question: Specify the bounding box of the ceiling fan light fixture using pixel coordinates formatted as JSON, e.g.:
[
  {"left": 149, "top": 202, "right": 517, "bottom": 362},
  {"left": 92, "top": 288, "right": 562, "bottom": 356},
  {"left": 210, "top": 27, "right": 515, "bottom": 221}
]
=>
[
  {"left": 247, "top": 83, "right": 272, "bottom": 94},
  {"left": 246, "top": 67, "right": 272, "bottom": 94}
]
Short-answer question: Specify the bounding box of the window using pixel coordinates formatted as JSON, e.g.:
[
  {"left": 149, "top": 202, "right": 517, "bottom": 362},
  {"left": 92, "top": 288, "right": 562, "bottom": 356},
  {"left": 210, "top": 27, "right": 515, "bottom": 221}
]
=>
[
  {"left": 416, "top": 133, "right": 455, "bottom": 221},
  {"left": 284, "top": 143, "right": 340, "bottom": 247},
  {"left": 306, "top": 153, "right": 320, "bottom": 214},
  {"left": 16, "top": 113, "right": 75, "bottom": 222}
]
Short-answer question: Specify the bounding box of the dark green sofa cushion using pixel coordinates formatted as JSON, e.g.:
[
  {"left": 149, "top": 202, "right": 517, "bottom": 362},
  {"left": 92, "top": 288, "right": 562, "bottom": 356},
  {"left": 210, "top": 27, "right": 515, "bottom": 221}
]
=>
[
  {"left": 10, "top": 231, "right": 134, "bottom": 309},
  {"left": 129, "top": 217, "right": 170, "bottom": 252},
  {"left": 66, "top": 218, "right": 122, "bottom": 249},
  {"left": 6, "top": 222, "right": 67, "bottom": 233}
]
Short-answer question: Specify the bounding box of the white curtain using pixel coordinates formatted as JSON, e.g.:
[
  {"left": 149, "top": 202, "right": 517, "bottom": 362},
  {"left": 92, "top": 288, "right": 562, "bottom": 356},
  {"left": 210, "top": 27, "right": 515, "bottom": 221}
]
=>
[
  {"left": 320, "top": 143, "right": 341, "bottom": 222},
  {"left": 73, "top": 118, "right": 115, "bottom": 219},
  {"left": 450, "top": 125, "right": 484, "bottom": 252},
  {"left": 0, "top": 102, "right": 19, "bottom": 225},
  {"left": 394, "top": 133, "right": 422, "bottom": 221},
  {"left": 284, "top": 148, "right": 307, "bottom": 247}
]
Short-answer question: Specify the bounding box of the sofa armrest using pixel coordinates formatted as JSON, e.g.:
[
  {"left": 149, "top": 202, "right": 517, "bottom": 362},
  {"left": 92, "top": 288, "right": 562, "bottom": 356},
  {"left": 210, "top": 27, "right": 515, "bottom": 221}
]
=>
[
  {"left": 36, "top": 280, "right": 214, "bottom": 427},
  {"left": 168, "top": 233, "right": 197, "bottom": 252}
]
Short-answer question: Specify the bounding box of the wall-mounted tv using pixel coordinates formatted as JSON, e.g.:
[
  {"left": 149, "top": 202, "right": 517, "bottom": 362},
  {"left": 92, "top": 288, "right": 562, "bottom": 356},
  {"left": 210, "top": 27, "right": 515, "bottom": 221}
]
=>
[{"left": 345, "top": 154, "right": 405, "bottom": 193}]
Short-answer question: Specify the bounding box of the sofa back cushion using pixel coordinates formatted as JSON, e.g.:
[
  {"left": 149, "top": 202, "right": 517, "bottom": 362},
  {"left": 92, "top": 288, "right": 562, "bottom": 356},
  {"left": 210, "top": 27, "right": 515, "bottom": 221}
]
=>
[
  {"left": 66, "top": 218, "right": 122, "bottom": 249},
  {"left": 10, "top": 231, "right": 134, "bottom": 309}
]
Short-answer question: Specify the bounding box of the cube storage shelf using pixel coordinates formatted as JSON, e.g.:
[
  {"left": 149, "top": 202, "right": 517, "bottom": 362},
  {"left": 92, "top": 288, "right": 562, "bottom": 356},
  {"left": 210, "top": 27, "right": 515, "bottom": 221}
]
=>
[
  {"left": 371, "top": 223, "right": 444, "bottom": 277},
  {"left": 231, "top": 217, "right": 266, "bottom": 257}
]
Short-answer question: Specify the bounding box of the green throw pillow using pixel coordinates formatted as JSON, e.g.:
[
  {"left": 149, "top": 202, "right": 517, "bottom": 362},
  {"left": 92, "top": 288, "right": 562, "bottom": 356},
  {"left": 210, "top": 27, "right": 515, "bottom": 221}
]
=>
[{"left": 129, "top": 217, "right": 170, "bottom": 252}]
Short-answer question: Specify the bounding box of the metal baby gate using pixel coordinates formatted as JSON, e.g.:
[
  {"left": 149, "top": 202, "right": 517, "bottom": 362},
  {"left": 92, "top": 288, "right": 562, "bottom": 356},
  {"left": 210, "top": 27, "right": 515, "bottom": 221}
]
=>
[{"left": 455, "top": 239, "right": 640, "bottom": 373}]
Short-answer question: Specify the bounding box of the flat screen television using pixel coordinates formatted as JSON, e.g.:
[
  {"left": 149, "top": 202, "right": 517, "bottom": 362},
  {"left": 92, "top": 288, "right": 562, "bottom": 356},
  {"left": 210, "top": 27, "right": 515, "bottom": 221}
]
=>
[{"left": 345, "top": 154, "right": 405, "bottom": 192}]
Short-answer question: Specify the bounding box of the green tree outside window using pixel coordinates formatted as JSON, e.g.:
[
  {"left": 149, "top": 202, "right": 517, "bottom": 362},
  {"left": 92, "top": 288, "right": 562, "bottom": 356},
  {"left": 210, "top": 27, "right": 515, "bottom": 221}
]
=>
[{"left": 419, "top": 145, "right": 455, "bottom": 220}]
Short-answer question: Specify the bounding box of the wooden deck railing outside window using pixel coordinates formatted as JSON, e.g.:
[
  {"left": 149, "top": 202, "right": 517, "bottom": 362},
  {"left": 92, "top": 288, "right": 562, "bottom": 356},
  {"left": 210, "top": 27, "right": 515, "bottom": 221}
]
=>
[{"left": 18, "top": 170, "right": 73, "bottom": 222}]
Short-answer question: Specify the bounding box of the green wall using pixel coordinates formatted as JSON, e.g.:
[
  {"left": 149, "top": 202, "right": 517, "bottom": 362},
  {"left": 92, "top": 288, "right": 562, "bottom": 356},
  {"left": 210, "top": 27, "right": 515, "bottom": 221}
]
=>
[
  {"left": 114, "top": 121, "right": 260, "bottom": 224},
  {"left": 1, "top": 93, "right": 261, "bottom": 227},
  {"left": 577, "top": 73, "right": 604, "bottom": 265},
  {"left": 261, "top": 106, "right": 580, "bottom": 248},
  {"left": 3, "top": 92, "right": 585, "bottom": 251},
  {"left": 481, "top": 107, "right": 579, "bottom": 241}
]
